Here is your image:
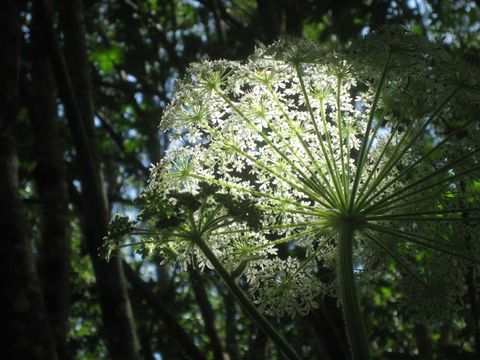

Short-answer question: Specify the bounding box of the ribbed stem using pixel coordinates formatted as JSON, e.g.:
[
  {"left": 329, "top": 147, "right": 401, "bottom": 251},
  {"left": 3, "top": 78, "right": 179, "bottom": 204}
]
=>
[
  {"left": 337, "top": 223, "right": 371, "bottom": 360},
  {"left": 193, "top": 236, "right": 302, "bottom": 360}
]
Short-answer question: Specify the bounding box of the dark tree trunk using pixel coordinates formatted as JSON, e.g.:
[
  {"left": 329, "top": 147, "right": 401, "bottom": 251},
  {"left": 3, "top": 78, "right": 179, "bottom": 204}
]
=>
[
  {"left": 0, "top": 1, "right": 58, "bottom": 359},
  {"left": 34, "top": 1, "right": 141, "bottom": 359},
  {"left": 208, "top": 0, "right": 226, "bottom": 45},
  {"left": 189, "top": 269, "right": 225, "bottom": 360},
  {"left": 457, "top": 180, "right": 480, "bottom": 355},
  {"left": 248, "top": 325, "right": 267, "bottom": 360},
  {"left": 284, "top": 0, "right": 304, "bottom": 36},
  {"left": 28, "top": 4, "right": 72, "bottom": 359},
  {"left": 309, "top": 296, "right": 349, "bottom": 360},
  {"left": 414, "top": 324, "right": 433, "bottom": 360},
  {"left": 256, "top": 0, "right": 281, "bottom": 43},
  {"left": 225, "top": 291, "right": 239, "bottom": 360},
  {"left": 58, "top": 1, "right": 141, "bottom": 358},
  {"left": 369, "top": 0, "right": 389, "bottom": 29}
]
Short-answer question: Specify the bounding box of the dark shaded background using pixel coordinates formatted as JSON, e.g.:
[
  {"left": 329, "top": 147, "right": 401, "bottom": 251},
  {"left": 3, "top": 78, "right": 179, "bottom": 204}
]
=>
[{"left": 1, "top": 1, "right": 479, "bottom": 359}]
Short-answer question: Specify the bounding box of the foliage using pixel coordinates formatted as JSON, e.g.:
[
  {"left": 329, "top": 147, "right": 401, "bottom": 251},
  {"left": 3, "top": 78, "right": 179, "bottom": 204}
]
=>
[{"left": 14, "top": 0, "right": 480, "bottom": 359}]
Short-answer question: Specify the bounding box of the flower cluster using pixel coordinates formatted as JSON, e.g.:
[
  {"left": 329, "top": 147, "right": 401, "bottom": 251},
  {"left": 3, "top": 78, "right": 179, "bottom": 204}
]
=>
[
  {"left": 109, "top": 28, "right": 480, "bottom": 321},
  {"left": 245, "top": 257, "right": 324, "bottom": 319}
]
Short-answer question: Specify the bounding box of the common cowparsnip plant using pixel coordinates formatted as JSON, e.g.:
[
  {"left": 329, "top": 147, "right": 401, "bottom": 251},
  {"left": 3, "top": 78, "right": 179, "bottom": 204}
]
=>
[{"left": 106, "top": 28, "right": 480, "bottom": 359}]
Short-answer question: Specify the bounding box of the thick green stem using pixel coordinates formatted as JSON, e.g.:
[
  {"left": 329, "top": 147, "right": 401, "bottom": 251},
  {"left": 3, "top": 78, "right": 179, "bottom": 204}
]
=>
[
  {"left": 193, "top": 236, "right": 302, "bottom": 360},
  {"left": 337, "top": 223, "right": 371, "bottom": 360}
]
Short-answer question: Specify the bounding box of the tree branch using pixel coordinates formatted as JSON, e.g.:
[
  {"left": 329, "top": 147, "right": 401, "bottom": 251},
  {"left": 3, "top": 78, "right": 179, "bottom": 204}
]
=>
[{"left": 123, "top": 262, "right": 207, "bottom": 360}]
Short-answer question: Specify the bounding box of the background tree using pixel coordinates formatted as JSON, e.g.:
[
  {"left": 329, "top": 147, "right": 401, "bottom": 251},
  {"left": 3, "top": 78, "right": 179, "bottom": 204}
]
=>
[
  {"left": 2, "top": 0, "right": 479, "bottom": 359},
  {"left": 1, "top": 1, "right": 58, "bottom": 359}
]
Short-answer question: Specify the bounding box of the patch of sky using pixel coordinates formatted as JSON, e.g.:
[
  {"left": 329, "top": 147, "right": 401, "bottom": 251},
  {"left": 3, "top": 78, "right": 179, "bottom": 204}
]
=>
[
  {"left": 354, "top": 263, "right": 364, "bottom": 274},
  {"left": 57, "top": 103, "right": 65, "bottom": 118},
  {"left": 139, "top": 151, "right": 155, "bottom": 168},
  {"left": 157, "top": 47, "right": 169, "bottom": 61},
  {"left": 194, "top": 23, "right": 209, "bottom": 43},
  {"left": 368, "top": 123, "right": 392, "bottom": 150},
  {"left": 127, "top": 128, "right": 139, "bottom": 138},
  {"left": 134, "top": 92, "right": 143, "bottom": 104},
  {"left": 360, "top": 26, "right": 370, "bottom": 36},
  {"left": 73, "top": 179, "right": 82, "bottom": 192},
  {"left": 125, "top": 74, "right": 138, "bottom": 83},
  {"left": 354, "top": 99, "right": 365, "bottom": 112},
  {"left": 134, "top": 254, "right": 159, "bottom": 281},
  {"left": 407, "top": 0, "right": 431, "bottom": 17},
  {"left": 22, "top": 24, "right": 30, "bottom": 40},
  {"left": 165, "top": 135, "right": 186, "bottom": 157},
  {"left": 165, "top": 72, "right": 180, "bottom": 98},
  {"left": 94, "top": 115, "right": 101, "bottom": 127},
  {"left": 174, "top": 41, "right": 184, "bottom": 54},
  {"left": 21, "top": 11, "right": 32, "bottom": 40},
  {"left": 98, "top": 2, "right": 108, "bottom": 15},
  {"left": 153, "top": 95, "right": 165, "bottom": 107},
  {"left": 64, "top": 148, "right": 73, "bottom": 162},
  {"left": 426, "top": 122, "right": 442, "bottom": 146},
  {"left": 185, "top": 0, "right": 202, "bottom": 7}
]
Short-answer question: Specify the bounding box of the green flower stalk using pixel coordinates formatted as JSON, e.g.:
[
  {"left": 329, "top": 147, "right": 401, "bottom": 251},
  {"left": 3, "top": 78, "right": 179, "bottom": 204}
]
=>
[{"left": 107, "top": 28, "right": 480, "bottom": 359}]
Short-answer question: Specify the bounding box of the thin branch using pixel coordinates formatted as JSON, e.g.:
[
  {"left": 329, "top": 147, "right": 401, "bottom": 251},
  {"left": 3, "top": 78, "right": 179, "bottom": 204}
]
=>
[
  {"left": 123, "top": 262, "right": 207, "bottom": 360},
  {"left": 96, "top": 111, "right": 150, "bottom": 177}
]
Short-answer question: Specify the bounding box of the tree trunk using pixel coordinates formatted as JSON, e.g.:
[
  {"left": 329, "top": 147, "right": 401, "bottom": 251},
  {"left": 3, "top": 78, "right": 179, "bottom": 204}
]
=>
[
  {"left": 0, "top": 1, "right": 58, "bottom": 359},
  {"left": 189, "top": 268, "right": 225, "bottom": 360},
  {"left": 248, "top": 325, "right": 267, "bottom": 360},
  {"left": 35, "top": 1, "right": 141, "bottom": 359},
  {"left": 225, "top": 291, "right": 239, "bottom": 360},
  {"left": 27, "top": 5, "right": 72, "bottom": 359},
  {"left": 256, "top": 0, "right": 281, "bottom": 43},
  {"left": 59, "top": 1, "right": 141, "bottom": 358},
  {"left": 284, "top": 0, "right": 304, "bottom": 36},
  {"left": 414, "top": 324, "right": 432, "bottom": 360},
  {"left": 309, "top": 297, "right": 349, "bottom": 359}
]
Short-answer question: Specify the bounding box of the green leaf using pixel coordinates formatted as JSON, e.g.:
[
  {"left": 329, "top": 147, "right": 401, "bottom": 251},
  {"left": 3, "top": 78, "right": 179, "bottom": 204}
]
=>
[
  {"left": 470, "top": 179, "right": 480, "bottom": 193},
  {"left": 89, "top": 47, "right": 124, "bottom": 74},
  {"left": 411, "top": 24, "right": 424, "bottom": 35}
]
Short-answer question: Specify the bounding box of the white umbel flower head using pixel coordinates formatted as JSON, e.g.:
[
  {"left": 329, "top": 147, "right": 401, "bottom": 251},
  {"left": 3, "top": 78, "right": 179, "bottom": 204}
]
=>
[{"left": 142, "top": 28, "right": 480, "bottom": 321}]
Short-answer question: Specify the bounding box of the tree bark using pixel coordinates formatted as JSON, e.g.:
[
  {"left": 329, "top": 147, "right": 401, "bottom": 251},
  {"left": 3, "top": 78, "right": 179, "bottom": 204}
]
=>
[
  {"left": 309, "top": 297, "right": 349, "bottom": 360},
  {"left": 27, "top": 4, "right": 72, "bottom": 359},
  {"left": 256, "top": 0, "right": 281, "bottom": 43},
  {"left": 225, "top": 291, "right": 239, "bottom": 360},
  {"left": 35, "top": 1, "right": 141, "bottom": 359},
  {"left": 247, "top": 325, "right": 267, "bottom": 360},
  {"left": 284, "top": 0, "right": 304, "bottom": 36},
  {"left": 414, "top": 324, "right": 432, "bottom": 360},
  {"left": 189, "top": 269, "right": 225, "bottom": 360},
  {"left": 0, "top": 1, "right": 58, "bottom": 359}
]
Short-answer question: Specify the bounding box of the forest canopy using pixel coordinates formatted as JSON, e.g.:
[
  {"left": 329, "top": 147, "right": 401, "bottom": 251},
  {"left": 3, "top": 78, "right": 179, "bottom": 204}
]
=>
[{"left": 1, "top": 1, "right": 480, "bottom": 360}]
